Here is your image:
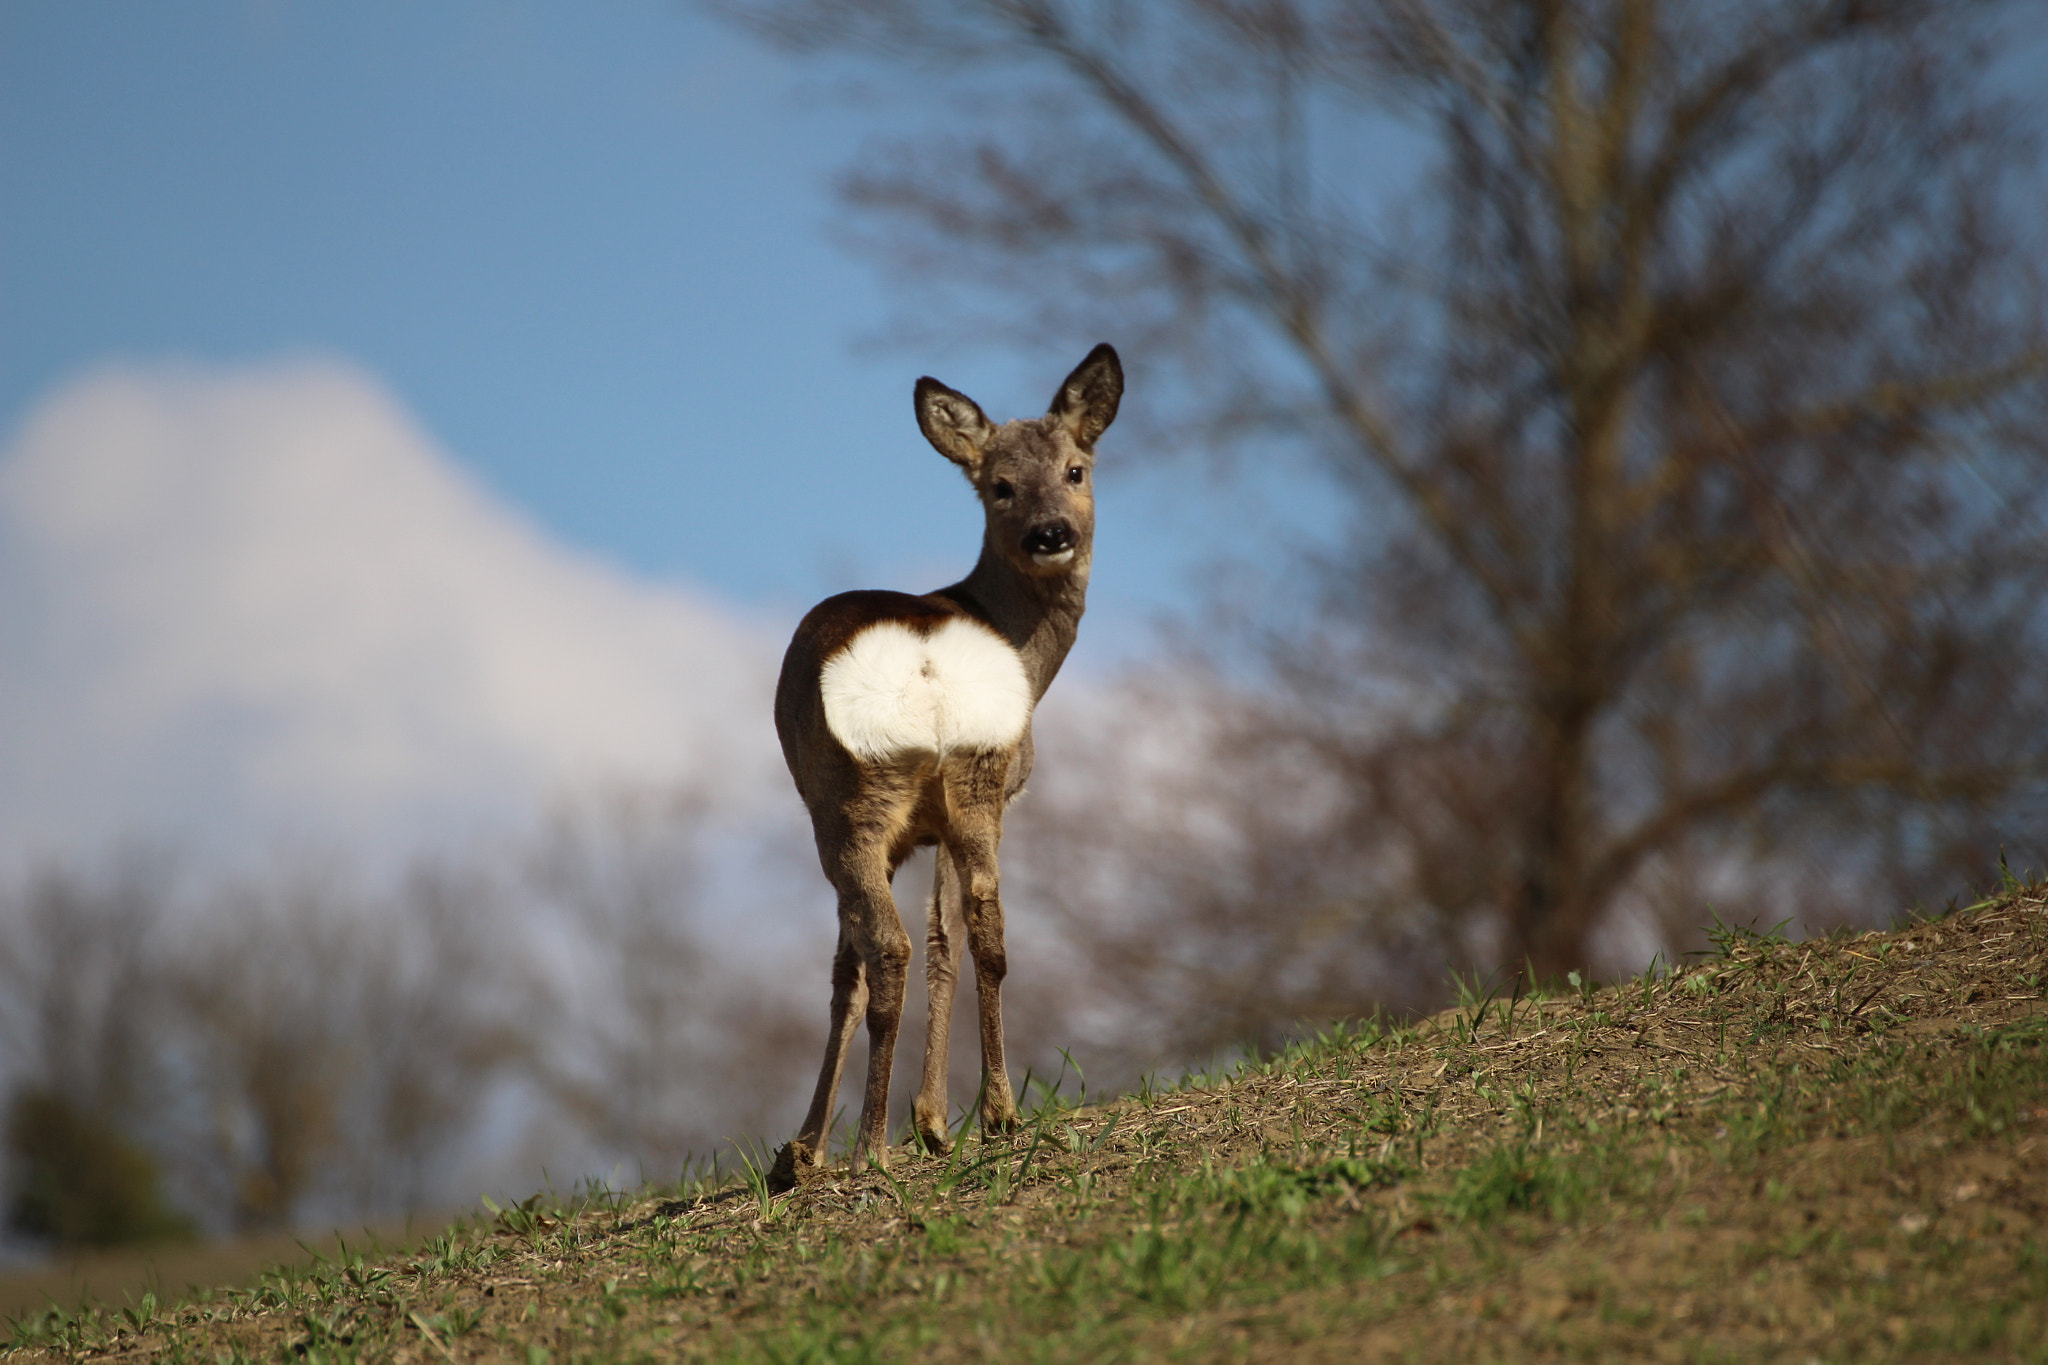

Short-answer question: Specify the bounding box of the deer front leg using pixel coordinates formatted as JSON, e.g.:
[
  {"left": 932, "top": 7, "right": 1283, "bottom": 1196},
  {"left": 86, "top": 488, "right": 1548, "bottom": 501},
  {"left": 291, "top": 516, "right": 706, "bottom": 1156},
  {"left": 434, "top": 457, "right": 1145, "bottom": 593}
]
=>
[
  {"left": 913, "top": 854, "right": 964, "bottom": 1154},
  {"left": 948, "top": 825, "right": 1019, "bottom": 1133}
]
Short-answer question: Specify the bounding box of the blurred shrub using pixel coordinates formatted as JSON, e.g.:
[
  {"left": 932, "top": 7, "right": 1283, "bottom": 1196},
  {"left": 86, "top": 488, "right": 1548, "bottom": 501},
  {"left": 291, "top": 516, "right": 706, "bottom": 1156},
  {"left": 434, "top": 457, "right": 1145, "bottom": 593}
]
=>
[{"left": 4, "top": 1086, "right": 193, "bottom": 1249}]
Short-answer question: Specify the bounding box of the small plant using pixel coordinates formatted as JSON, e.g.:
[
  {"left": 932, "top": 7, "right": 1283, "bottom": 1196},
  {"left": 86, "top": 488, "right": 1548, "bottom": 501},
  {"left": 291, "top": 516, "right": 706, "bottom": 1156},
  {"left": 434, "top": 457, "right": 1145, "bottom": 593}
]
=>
[
  {"left": 119, "top": 1290, "right": 159, "bottom": 1334},
  {"left": 734, "top": 1140, "right": 781, "bottom": 1220},
  {"left": 868, "top": 1153, "right": 924, "bottom": 1227},
  {"left": 483, "top": 1191, "right": 555, "bottom": 1237},
  {"left": 1210, "top": 1154, "right": 1411, "bottom": 1220},
  {"left": 1358, "top": 1090, "right": 1405, "bottom": 1135},
  {"left": 294, "top": 1306, "right": 355, "bottom": 1352},
  {"left": 1568, "top": 968, "right": 1595, "bottom": 1004},
  {"left": 1703, "top": 911, "right": 1794, "bottom": 959},
  {"left": 1441, "top": 1141, "right": 1582, "bottom": 1225},
  {"left": 1446, "top": 967, "right": 1509, "bottom": 1044}
]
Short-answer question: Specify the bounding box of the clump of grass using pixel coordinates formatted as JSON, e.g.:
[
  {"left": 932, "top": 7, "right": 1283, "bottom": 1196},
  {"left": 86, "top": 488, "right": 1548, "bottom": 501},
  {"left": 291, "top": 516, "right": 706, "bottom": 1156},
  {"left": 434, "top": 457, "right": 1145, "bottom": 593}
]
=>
[{"left": 1438, "top": 1141, "right": 1581, "bottom": 1224}]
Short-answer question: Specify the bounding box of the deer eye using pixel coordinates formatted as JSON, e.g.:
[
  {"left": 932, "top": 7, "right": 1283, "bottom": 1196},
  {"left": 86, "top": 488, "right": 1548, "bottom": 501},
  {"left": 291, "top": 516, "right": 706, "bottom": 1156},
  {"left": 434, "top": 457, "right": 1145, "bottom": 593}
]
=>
[
  {"left": 1067, "top": 465, "right": 1086, "bottom": 484},
  {"left": 990, "top": 479, "right": 1015, "bottom": 502}
]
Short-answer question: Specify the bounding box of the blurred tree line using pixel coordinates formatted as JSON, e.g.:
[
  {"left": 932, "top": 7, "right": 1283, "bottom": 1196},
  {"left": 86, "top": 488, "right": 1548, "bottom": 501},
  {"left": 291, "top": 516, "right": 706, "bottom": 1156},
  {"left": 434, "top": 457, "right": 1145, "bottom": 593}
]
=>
[
  {"left": 0, "top": 794, "right": 829, "bottom": 1252},
  {"left": 0, "top": 801, "right": 1074, "bottom": 1252},
  {"left": 729, "top": 0, "right": 2048, "bottom": 1052}
]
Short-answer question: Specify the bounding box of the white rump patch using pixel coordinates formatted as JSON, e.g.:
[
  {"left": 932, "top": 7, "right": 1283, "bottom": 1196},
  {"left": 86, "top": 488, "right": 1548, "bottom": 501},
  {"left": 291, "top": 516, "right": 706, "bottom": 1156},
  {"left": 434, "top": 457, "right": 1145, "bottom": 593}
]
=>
[{"left": 820, "top": 618, "right": 1031, "bottom": 762}]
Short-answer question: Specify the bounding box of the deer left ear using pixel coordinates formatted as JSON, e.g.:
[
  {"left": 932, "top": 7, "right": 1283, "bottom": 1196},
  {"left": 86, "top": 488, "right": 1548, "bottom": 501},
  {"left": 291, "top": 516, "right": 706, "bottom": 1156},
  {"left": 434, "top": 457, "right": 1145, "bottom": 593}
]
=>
[
  {"left": 916, "top": 377, "right": 995, "bottom": 471},
  {"left": 1048, "top": 344, "right": 1123, "bottom": 448}
]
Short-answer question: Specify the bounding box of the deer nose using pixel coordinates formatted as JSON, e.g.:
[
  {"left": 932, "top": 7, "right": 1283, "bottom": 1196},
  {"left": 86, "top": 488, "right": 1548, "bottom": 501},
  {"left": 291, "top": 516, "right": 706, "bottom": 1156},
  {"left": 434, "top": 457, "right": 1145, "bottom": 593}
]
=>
[{"left": 1023, "top": 522, "right": 1076, "bottom": 556}]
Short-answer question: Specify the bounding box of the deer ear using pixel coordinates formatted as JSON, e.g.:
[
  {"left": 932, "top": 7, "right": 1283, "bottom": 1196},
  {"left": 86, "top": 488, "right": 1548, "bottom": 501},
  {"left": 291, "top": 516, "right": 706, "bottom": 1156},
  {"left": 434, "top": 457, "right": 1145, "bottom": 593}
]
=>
[
  {"left": 915, "top": 377, "right": 994, "bottom": 470},
  {"left": 1048, "top": 343, "right": 1123, "bottom": 448}
]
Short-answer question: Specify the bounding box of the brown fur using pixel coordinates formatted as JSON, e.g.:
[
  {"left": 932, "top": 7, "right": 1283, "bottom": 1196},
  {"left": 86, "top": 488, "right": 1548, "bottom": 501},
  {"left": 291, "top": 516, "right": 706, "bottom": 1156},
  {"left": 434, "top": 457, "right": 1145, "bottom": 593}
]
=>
[{"left": 768, "top": 345, "right": 1122, "bottom": 1188}]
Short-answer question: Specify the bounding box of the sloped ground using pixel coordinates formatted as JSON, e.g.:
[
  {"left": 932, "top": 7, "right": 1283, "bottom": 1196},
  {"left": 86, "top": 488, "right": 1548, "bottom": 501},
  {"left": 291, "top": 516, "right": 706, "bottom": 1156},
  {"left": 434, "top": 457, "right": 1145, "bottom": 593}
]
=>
[
  {"left": 9, "top": 882, "right": 2045, "bottom": 1363},
  {"left": 0, "top": 1221, "right": 444, "bottom": 1335}
]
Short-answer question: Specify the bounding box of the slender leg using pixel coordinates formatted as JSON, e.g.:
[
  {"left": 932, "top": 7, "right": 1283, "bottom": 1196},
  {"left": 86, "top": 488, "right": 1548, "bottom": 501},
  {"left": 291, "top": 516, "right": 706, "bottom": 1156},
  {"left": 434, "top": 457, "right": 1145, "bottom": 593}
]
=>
[
  {"left": 773, "top": 773, "right": 919, "bottom": 1191},
  {"left": 840, "top": 853, "right": 913, "bottom": 1174},
  {"left": 913, "top": 853, "right": 963, "bottom": 1153},
  {"left": 944, "top": 758, "right": 1019, "bottom": 1133},
  {"left": 799, "top": 936, "right": 866, "bottom": 1149},
  {"left": 771, "top": 932, "right": 866, "bottom": 1191},
  {"left": 952, "top": 837, "right": 1018, "bottom": 1132}
]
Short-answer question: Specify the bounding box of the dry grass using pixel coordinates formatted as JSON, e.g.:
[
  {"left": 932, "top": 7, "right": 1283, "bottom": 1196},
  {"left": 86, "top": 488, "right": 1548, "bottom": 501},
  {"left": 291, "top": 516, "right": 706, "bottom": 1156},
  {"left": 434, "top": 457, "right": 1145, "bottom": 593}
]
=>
[
  {"left": 9, "top": 881, "right": 2045, "bottom": 1362},
  {"left": 0, "top": 1219, "right": 452, "bottom": 1332}
]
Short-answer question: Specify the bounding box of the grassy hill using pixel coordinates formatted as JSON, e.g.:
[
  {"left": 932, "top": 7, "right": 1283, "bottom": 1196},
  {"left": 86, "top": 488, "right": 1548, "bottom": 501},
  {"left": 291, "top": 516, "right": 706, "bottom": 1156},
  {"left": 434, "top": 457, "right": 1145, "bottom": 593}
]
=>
[{"left": 9, "top": 881, "right": 2044, "bottom": 1363}]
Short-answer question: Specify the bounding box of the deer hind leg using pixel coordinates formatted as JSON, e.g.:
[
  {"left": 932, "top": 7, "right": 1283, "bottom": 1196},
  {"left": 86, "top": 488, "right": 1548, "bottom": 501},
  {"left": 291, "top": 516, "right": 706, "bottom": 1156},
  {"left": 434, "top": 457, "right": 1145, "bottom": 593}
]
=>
[
  {"left": 815, "top": 774, "right": 922, "bottom": 1176},
  {"left": 913, "top": 853, "right": 964, "bottom": 1154},
  {"left": 773, "top": 782, "right": 917, "bottom": 1190},
  {"left": 838, "top": 846, "right": 913, "bottom": 1174},
  {"left": 777, "top": 929, "right": 866, "bottom": 1187},
  {"left": 945, "top": 755, "right": 1020, "bottom": 1133}
]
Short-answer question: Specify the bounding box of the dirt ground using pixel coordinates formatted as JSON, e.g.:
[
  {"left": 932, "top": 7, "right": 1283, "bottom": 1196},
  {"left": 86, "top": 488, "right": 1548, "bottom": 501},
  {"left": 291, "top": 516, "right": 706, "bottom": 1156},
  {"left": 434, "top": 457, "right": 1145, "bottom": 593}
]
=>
[{"left": 0, "top": 1217, "right": 448, "bottom": 1327}]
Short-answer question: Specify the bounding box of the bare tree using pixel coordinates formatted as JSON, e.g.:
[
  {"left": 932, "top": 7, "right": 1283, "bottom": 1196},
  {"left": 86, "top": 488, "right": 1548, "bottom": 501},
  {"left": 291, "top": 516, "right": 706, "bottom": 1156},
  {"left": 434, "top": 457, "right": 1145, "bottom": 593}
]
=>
[
  {"left": 160, "top": 865, "right": 529, "bottom": 1230},
  {"left": 332, "top": 863, "right": 532, "bottom": 1215},
  {"left": 728, "top": 0, "right": 2048, "bottom": 1003},
  {"left": 0, "top": 789, "right": 836, "bottom": 1240},
  {"left": 165, "top": 893, "right": 352, "bottom": 1229},
  {"left": 0, "top": 860, "right": 167, "bottom": 1125},
  {"left": 0, "top": 856, "right": 539, "bottom": 1237},
  {"left": 526, "top": 787, "right": 820, "bottom": 1180},
  {"left": 0, "top": 861, "right": 192, "bottom": 1246},
  {"left": 1008, "top": 679, "right": 1449, "bottom": 1066}
]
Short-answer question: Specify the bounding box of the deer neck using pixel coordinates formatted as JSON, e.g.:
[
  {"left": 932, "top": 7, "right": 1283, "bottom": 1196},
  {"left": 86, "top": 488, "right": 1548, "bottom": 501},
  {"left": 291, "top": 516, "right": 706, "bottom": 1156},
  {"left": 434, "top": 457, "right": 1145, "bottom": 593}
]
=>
[{"left": 943, "top": 541, "right": 1089, "bottom": 701}]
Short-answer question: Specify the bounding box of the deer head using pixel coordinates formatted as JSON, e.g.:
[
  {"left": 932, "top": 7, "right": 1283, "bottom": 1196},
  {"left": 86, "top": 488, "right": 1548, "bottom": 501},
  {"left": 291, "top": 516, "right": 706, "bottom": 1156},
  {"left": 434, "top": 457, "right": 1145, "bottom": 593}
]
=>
[{"left": 914, "top": 343, "right": 1123, "bottom": 580}]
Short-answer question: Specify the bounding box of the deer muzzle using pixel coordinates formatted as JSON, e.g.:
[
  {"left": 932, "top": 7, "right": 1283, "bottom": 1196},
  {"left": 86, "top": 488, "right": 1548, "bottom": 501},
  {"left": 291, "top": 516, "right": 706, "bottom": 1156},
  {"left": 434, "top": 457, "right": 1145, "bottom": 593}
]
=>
[{"left": 1024, "top": 520, "right": 1078, "bottom": 566}]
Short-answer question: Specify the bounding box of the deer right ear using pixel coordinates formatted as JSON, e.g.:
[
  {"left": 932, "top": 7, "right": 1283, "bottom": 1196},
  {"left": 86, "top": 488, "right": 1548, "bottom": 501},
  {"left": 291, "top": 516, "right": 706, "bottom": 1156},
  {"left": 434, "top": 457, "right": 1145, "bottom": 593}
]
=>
[
  {"left": 1049, "top": 343, "right": 1123, "bottom": 448},
  {"left": 916, "top": 377, "right": 994, "bottom": 471}
]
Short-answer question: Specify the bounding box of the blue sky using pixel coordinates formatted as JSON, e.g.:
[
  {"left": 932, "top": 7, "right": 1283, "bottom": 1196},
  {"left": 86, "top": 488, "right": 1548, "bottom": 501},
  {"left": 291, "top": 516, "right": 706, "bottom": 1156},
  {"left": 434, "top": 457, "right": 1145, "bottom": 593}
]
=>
[
  {"left": 2, "top": 0, "right": 1288, "bottom": 875},
  {"left": 1, "top": 0, "right": 1215, "bottom": 651}
]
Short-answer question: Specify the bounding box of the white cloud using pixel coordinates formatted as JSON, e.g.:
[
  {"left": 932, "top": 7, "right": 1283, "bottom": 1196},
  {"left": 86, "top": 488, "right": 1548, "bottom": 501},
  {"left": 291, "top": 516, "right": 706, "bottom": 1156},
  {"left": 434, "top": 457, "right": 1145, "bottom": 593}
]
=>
[{"left": 0, "top": 357, "right": 786, "bottom": 878}]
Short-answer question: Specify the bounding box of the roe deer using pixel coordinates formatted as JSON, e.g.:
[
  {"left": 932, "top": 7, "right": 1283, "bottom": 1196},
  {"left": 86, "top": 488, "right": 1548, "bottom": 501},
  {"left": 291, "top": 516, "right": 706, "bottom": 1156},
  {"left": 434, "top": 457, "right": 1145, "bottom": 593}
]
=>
[{"left": 767, "top": 344, "right": 1123, "bottom": 1189}]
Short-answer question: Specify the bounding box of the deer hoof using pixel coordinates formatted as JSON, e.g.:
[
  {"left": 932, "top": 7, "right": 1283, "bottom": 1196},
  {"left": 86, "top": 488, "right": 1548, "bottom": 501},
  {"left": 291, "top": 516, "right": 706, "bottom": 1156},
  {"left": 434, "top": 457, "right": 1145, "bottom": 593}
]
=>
[{"left": 766, "top": 1139, "right": 820, "bottom": 1194}]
